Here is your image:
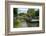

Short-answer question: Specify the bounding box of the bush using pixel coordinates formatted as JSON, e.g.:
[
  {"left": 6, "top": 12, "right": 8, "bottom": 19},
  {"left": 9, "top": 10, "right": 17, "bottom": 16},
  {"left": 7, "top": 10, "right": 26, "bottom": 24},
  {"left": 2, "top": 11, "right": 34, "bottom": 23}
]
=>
[{"left": 14, "top": 19, "right": 21, "bottom": 28}]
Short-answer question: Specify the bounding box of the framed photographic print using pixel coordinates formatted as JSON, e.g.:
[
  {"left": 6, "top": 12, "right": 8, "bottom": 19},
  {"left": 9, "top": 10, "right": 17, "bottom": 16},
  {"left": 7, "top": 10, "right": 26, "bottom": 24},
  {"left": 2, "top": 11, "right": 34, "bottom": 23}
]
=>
[{"left": 5, "top": 1, "right": 45, "bottom": 36}]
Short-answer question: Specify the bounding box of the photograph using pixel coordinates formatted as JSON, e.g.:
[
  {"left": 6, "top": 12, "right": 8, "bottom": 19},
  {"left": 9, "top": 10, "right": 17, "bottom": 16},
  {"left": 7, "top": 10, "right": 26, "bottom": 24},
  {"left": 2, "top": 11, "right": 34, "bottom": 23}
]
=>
[
  {"left": 5, "top": 1, "right": 45, "bottom": 35},
  {"left": 13, "top": 8, "right": 39, "bottom": 28}
]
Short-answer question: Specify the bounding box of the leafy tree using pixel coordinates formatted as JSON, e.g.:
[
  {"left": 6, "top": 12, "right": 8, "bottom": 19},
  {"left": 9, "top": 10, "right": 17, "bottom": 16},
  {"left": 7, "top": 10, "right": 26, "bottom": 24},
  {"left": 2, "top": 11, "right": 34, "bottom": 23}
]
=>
[
  {"left": 35, "top": 9, "right": 39, "bottom": 16},
  {"left": 27, "top": 9, "right": 35, "bottom": 17},
  {"left": 13, "top": 8, "right": 18, "bottom": 17}
]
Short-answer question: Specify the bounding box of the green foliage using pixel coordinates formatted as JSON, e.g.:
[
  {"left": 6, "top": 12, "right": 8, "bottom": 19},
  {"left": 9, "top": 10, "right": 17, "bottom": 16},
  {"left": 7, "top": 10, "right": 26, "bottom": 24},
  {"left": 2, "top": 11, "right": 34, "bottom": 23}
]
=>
[
  {"left": 27, "top": 9, "right": 35, "bottom": 17},
  {"left": 35, "top": 9, "right": 39, "bottom": 16},
  {"left": 13, "top": 8, "right": 18, "bottom": 17},
  {"left": 14, "top": 19, "right": 21, "bottom": 28}
]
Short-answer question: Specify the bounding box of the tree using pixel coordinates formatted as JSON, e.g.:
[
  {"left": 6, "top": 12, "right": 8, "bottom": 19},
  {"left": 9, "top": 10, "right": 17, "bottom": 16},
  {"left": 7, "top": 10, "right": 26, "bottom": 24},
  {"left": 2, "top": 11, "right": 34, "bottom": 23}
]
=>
[
  {"left": 27, "top": 9, "right": 35, "bottom": 17},
  {"left": 13, "top": 8, "right": 18, "bottom": 17},
  {"left": 35, "top": 9, "right": 39, "bottom": 16}
]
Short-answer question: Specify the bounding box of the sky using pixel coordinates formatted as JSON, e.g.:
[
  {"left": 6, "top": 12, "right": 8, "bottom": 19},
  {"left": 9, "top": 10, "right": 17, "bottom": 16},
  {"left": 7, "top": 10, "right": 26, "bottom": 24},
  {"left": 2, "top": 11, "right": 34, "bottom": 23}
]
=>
[
  {"left": 18, "top": 8, "right": 39, "bottom": 14},
  {"left": 18, "top": 8, "right": 28, "bottom": 14}
]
